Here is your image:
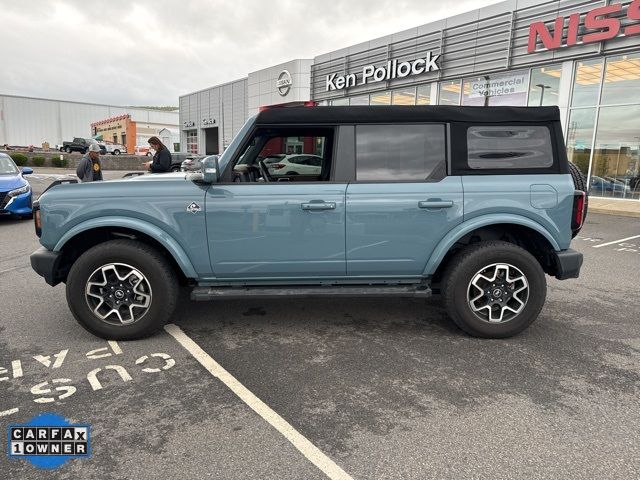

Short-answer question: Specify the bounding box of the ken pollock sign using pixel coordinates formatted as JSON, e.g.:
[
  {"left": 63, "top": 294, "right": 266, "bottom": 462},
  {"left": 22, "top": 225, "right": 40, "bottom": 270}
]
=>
[
  {"left": 528, "top": 0, "right": 640, "bottom": 53},
  {"left": 326, "top": 53, "right": 440, "bottom": 92}
]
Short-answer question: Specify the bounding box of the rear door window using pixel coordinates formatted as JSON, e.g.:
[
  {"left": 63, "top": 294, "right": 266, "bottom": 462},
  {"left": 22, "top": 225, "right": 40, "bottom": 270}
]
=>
[
  {"left": 355, "top": 124, "right": 446, "bottom": 181},
  {"left": 467, "top": 126, "right": 553, "bottom": 169}
]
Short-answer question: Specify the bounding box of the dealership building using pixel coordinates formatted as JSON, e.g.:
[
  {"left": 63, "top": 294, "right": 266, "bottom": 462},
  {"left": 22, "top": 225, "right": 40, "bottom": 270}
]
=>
[
  {"left": 0, "top": 95, "right": 179, "bottom": 151},
  {"left": 180, "top": 0, "right": 640, "bottom": 201}
]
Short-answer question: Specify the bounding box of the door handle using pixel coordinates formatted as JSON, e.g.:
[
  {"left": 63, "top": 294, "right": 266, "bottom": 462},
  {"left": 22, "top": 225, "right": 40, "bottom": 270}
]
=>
[
  {"left": 301, "top": 202, "right": 336, "bottom": 211},
  {"left": 418, "top": 200, "right": 454, "bottom": 209}
]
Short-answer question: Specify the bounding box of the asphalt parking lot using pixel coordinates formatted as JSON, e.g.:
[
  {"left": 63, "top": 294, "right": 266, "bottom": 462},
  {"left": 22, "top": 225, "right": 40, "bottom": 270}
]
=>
[{"left": 1, "top": 173, "right": 639, "bottom": 479}]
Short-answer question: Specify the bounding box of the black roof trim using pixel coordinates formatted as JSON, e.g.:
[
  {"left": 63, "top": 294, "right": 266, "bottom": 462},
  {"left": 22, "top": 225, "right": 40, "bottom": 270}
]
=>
[{"left": 255, "top": 105, "right": 561, "bottom": 125}]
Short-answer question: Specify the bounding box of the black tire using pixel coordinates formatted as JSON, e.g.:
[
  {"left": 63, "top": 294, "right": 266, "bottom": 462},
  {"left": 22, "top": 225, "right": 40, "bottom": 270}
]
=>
[
  {"left": 64, "top": 146, "right": 71, "bottom": 153},
  {"left": 569, "top": 162, "right": 587, "bottom": 192},
  {"left": 568, "top": 161, "right": 589, "bottom": 230},
  {"left": 113, "top": 149, "right": 120, "bottom": 155},
  {"left": 442, "top": 241, "right": 547, "bottom": 339},
  {"left": 66, "top": 239, "right": 178, "bottom": 340},
  {"left": 171, "top": 166, "right": 181, "bottom": 172}
]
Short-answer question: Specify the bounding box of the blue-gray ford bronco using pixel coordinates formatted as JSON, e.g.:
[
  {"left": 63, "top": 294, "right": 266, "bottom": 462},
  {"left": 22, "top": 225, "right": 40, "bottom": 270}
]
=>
[{"left": 30, "top": 106, "right": 586, "bottom": 340}]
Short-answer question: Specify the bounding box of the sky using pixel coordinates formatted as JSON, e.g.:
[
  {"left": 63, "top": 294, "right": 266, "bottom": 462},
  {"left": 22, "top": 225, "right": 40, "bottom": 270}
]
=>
[{"left": 0, "top": 0, "right": 502, "bottom": 107}]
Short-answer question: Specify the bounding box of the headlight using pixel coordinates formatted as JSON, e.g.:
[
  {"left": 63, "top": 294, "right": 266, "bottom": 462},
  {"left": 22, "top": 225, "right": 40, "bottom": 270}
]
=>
[{"left": 8, "top": 184, "right": 30, "bottom": 197}]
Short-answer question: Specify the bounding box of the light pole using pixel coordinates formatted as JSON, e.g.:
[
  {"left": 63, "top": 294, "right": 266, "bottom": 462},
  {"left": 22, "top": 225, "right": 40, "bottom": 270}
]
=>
[{"left": 536, "top": 84, "right": 551, "bottom": 106}]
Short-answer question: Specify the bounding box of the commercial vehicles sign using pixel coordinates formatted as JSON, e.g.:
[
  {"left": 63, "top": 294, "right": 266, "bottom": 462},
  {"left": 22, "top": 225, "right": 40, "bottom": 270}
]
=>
[
  {"left": 467, "top": 73, "right": 528, "bottom": 98},
  {"left": 326, "top": 53, "right": 440, "bottom": 92},
  {"left": 528, "top": 0, "right": 640, "bottom": 53}
]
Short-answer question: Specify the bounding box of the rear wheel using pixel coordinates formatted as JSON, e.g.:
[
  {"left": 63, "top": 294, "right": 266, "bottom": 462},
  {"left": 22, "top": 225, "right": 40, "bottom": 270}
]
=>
[
  {"left": 442, "top": 241, "right": 546, "bottom": 338},
  {"left": 64, "top": 146, "right": 71, "bottom": 153},
  {"left": 113, "top": 149, "right": 120, "bottom": 155},
  {"left": 66, "top": 239, "right": 178, "bottom": 340}
]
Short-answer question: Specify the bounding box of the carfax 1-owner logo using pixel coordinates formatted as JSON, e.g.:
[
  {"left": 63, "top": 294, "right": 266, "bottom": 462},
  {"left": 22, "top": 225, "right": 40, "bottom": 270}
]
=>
[{"left": 7, "top": 412, "right": 91, "bottom": 469}]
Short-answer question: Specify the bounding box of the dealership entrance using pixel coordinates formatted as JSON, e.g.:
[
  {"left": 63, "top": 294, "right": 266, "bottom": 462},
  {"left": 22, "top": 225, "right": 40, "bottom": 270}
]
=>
[{"left": 204, "top": 127, "right": 219, "bottom": 155}]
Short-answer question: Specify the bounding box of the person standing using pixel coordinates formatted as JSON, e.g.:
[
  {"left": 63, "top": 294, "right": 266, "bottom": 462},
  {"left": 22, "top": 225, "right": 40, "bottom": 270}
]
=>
[
  {"left": 76, "top": 143, "right": 103, "bottom": 182},
  {"left": 144, "top": 136, "right": 172, "bottom": 173}
]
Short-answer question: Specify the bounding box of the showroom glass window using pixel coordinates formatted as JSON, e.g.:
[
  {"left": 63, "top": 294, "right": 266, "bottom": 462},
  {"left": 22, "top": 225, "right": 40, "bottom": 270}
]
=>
[
  {"left": 590, "top": 106, "right": 640, "bottom": 200},
  {"left": 600, "top": 53, "right": 640, "bottom": 106},
  {"left": 330, "top": 98, "right": 349, "bottom": 106},
  {"left": 416, "top": 84, "right": 432, "bottom": 105},
  {"left": 370, "top": 91, "right": 391, "bottom": 105},
  {"left": 349, "top": 95, "right": 369, "bottom": 106},
  {"left": 566, "top": 108, "right": 596, "bottom": 176},
  {"left": 462, "top": 70, "right": 529, "bottom": 106},
  {"left": 438, "top": 80, "right": 461, "bottom": 105},
  {"left": 355, "top": 124, "right": 445, "bottom": 181},
  {"left": 391, "top": 87, "right": 416, "bottom": 105},
  {"left": 571, "top": 59, "right": 603, "bottom": 107},
  {"left": 528, "top": 64, "right": 562, "bottom": 106}
]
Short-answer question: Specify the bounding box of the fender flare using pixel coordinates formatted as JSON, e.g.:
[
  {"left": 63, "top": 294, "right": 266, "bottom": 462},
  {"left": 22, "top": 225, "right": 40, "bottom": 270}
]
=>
[
  {"left": 53, "top": 216, "right": 198, "bottom": 278},
  {"left": 423, "top": 214, "right": 561, "bottom": 276}
]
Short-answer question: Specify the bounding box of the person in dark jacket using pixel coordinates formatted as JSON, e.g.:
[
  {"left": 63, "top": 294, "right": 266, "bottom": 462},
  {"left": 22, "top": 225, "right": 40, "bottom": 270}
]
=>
[
  {"left": 144, "top": 136, "right": 172, "bottom": 173},
  {"left": 76, "top": 143, "right": 103, "bottom": 182}
]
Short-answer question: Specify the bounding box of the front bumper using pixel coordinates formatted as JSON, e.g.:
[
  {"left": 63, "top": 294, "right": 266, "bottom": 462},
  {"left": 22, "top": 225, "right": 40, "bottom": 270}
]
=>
[
  {"left": 30, "top": 247, "right": 63, "bottom": 286},
  {"left": 553, "top": 248, "right": 583, "bottom": 280}
]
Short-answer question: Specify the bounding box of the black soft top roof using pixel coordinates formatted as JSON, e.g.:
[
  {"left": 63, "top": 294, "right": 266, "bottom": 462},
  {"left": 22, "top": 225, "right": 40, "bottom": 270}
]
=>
[{"left": 255, "top": 105, "right": 561, "bottom": 125}]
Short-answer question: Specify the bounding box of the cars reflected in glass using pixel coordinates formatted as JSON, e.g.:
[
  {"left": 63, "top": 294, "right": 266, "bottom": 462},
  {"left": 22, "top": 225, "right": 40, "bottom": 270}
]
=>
[
  {"left": 266, "top": 154, "right": 323, "bottom": 176},
  {"left": 589, "top": 175, "right": 631, "bottom": 197}
]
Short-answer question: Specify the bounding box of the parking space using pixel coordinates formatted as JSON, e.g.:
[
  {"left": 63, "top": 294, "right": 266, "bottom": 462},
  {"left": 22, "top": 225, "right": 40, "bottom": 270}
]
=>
[{"left": 1, "top": 207, "right": 639, "bottom": 479}]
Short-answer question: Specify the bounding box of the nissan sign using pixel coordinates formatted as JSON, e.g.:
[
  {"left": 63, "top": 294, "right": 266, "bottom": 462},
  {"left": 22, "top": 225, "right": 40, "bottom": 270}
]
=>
[
  {"left": 276, "top": 70, "right": 293, "bottom": 96},
  {"left": 528, "top": 0, "right": 640, "bottom": 53},
  {"left": 326, "top": 53, "right": 440, "bottom": 92}
]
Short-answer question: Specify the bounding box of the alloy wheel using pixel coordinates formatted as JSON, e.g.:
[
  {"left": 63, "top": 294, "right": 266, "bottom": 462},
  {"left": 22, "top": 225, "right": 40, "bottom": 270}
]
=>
[
  {"left": 467, "top": 263, "right": 529, "bottom": 323},
  {"left": 85, "top": 263, "right": 152, "bottom": 325}
]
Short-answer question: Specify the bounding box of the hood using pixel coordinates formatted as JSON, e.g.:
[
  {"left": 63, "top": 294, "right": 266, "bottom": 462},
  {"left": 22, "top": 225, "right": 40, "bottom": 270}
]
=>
[{"left": 0, "top": 173, "right": 27, "bottom": 191}]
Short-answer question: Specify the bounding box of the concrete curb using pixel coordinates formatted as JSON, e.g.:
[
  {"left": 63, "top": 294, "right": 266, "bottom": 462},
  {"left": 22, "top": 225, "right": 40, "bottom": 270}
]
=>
[{"left": 588, "top": 198, "right": 640, "bottom": 218}]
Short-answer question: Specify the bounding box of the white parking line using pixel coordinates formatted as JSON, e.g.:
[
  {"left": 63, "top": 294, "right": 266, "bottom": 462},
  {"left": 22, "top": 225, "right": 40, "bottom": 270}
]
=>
[
  {"left": 593, "top": 235, "right": 640, "bottom": 248},
  {"left": 0, "top": 408, "right": 19, "bottom": 417},
  {"left": 164, "top": 324, "right": 353, "bottom": 480}
]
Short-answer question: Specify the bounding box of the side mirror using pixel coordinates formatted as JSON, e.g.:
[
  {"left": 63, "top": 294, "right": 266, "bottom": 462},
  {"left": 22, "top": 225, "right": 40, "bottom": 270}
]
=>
[
  {"left": 202, "top": 156, "right": 220, "bottom": 184},
  {"left": 22, "top": 167, "right": 33, "bottom": 175}
]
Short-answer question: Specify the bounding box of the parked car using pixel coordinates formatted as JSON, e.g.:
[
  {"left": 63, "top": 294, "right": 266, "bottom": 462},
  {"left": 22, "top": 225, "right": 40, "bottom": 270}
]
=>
[
  {"left": 0, "top": 153, "right": 33, "bottom": 219},
  {"left": 266, "top": 154, "right": 323, "bottom": 176},
  {"left": 30, "top": 106, "right": 586, "bottom": 340},
  {"left": 62, "top": 138, "right": 106, "bottom": 154},
  {"left": 590, "top": 175, "right": 630, "bottom": 195},
  {"left": 135, "top": 146, "right": 153, "bottom": 157},
  {"left": 181, "top": 154, "right": 209, "bottom": 172},
  {"left": 170, "top": 152, "right": 203, "bottom": 172},
  {"left": 99, "top": 141, "right": 127, "bottom": 155}
]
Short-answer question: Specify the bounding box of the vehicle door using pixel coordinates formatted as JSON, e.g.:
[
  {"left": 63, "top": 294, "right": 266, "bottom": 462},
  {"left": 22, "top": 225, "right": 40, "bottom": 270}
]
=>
[
  {"left": 204, "top": 126, "right": 347, "bottom": 279},
  {"left": 345, "top": 123, "right": 464, "bottom": 276}
]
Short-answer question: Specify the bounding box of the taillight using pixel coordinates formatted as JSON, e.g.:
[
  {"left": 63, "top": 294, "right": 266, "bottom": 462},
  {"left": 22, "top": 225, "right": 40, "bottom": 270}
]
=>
[
  {"left": 33, "top": 201, "right": 42, "bottom": 237},
  {"left": 272, "top": 164, "right": 285, "bottom": 169},
  {"left": 571, "top": 191, "right": 586, "bottom": 235}
]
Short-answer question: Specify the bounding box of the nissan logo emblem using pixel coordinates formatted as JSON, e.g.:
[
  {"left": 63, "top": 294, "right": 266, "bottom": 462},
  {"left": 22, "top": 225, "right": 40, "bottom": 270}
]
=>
[{"left": 276, "top": 70, "right": 293, "bottom": 96}]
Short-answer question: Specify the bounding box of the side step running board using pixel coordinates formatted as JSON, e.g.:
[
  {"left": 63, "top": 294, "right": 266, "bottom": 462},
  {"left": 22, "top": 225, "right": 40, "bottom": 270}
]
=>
[{"left": 191, "top": 285, "right": 431, "bottom": 301}]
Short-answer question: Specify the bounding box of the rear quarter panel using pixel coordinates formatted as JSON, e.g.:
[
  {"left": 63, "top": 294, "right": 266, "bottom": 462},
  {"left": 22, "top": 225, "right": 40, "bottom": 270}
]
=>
[{"left": 462, "top": 174, "right": 575, "bottom": 250}]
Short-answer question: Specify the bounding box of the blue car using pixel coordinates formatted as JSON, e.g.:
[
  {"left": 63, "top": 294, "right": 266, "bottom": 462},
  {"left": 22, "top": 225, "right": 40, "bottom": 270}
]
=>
[{"left": 0, "top": 153, "right": 33, "bottom": 219}]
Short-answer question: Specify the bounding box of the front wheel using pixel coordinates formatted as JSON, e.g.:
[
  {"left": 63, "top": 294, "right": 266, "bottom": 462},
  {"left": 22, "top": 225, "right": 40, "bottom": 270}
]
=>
[
  {"left": 66, "top": 239, "right": 179, "bottom": 340},
  {"left": 113, "top": 149, "right": 120, "bottom": 155},
  {"left": 442, "top": 241, "right": 546, "bottom": 338}
]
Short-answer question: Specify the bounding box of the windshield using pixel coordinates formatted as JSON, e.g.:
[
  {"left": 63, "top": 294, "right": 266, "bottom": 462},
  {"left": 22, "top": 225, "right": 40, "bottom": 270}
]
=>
[
  {"left": 217, "top": 115, "right": 257, "bottom": 174},
  {"left": 0, "top": 155, "right": 19, "bottom": 174}
]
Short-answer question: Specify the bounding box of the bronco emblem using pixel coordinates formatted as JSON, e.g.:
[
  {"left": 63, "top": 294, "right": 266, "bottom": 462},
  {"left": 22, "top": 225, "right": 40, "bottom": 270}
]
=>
[{"left": 187, "top": 202, "right": 201, "bottom": 214}]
